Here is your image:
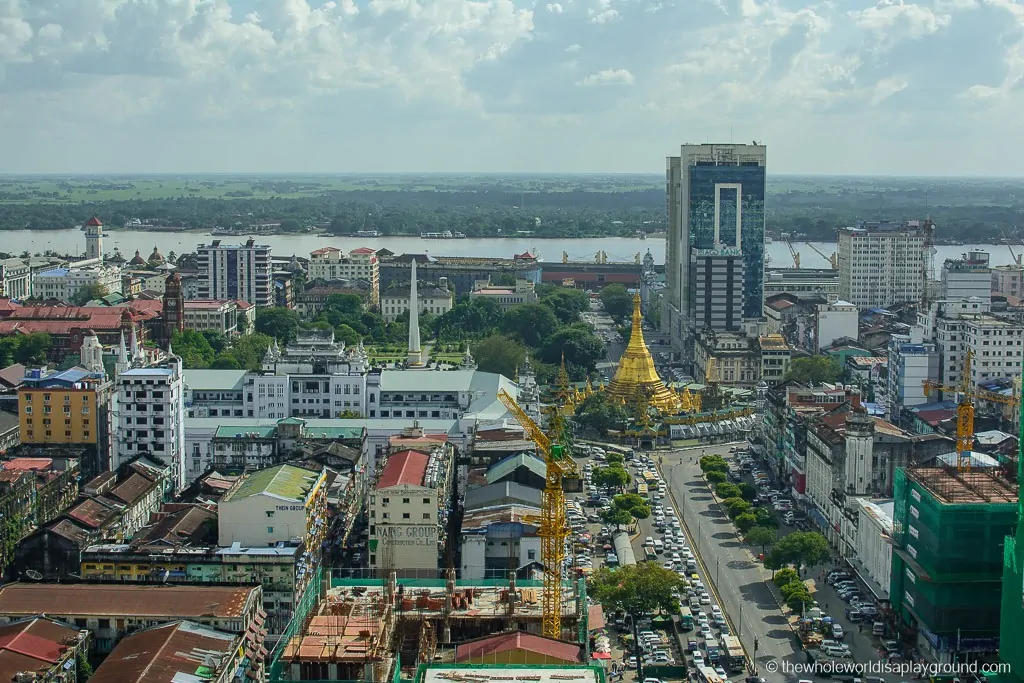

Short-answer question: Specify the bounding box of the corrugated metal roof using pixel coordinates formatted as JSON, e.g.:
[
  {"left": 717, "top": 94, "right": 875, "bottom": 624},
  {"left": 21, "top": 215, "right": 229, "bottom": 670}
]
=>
[
  {"left": 465, "top": 482, "right": 542, "bottom": 511},
  {"left": 485, "top": 452, "right": 545, "bottom": 485},
  {"left": 90, "top": 620, "right": 240, "bottom": 683},
  {"left": 0, "top": 584, "right": 255, "bottom": 619},
  {"left": 215, "top": 426, "right": 277, "bottom": 439},
  {"left": 455, "top": 632, "right": 581, "bottom": 663},
  {"left": 376, "top": 450, "right": 429, "bottom": 489},
  {"left": 68, "top": 497, "right": 122, "bottom": 529},
  {"left": 0, "top": 617, "right": 82, "bottom": 681},
  {"left": 223, "top": 464, "right": 320, "bottom": 503}
]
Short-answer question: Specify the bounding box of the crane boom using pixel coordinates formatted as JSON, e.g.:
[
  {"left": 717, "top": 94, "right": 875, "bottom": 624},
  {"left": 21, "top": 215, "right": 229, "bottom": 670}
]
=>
[
  {"left": 497, "top": 388, "right": 576, "bottom": 640},
  {"left": 785, "top": 237, "right": 801, "bottom": 269},
  {"left": 804, "top": 242, "right": 838, "bottom": 269}
]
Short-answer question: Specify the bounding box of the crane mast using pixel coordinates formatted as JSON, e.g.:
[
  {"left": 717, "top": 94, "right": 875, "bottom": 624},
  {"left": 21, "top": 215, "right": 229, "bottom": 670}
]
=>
[{"left": 497, "top": 388, "right": 578, "bottom": 640}]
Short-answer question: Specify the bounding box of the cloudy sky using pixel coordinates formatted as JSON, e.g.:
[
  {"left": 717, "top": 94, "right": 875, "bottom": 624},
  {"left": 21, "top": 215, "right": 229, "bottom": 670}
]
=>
[{"left": 2, "top": 0, "right": 1023, "bottom": 175}]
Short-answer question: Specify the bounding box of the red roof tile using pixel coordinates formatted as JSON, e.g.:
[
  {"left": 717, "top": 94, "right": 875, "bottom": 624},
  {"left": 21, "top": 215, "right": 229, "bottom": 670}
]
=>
[
  {"left": 0, "top": 584, "right": 256, "bottom": 619},
  {"left": 84, "top": 217, "right": 103, "bottom": 227},
  {"left": 376, "top": 450, "right": 429, "bottom": 489},
  {"left": 0, "top": 300, "right": 20, "bottom": 312},
  {"left": 310, "top": 247, "right": 342, "bottom": 256},
  {"left": 455, "top": 632, "right": 581, "bottom": 664},
  {"left": 350, "top": 247, "right": 376, "bottom": 254},
  {"left": 3, "top": 458, "right": 53, "bottom": 472}
]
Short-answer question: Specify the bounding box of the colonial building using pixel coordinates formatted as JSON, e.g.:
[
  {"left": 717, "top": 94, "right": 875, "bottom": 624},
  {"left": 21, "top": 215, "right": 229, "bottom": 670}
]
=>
[{"left": 380, "top": 281, "right": 453, "bottom": 322}]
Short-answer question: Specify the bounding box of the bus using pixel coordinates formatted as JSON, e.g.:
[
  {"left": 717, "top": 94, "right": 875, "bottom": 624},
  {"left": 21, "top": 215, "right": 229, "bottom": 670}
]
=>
[
  {"left": 697, "top": 666, "right": 727, "bottom": 683},
  {"left": 636, "top": 482, "right": 649, "bottom": 498},
  {"left": 605, "top": 444, "right": 635, "bottom": 460},
  {"left": 642, "top": 471, "right": 659, "bottom": 485},
  {"left": 679, "top": 606, "right": 694, "bottom": 631},
  {"left": 705, "top": 638, "right": 720, "bottom": 664},
  {"left": 721, "top": 635, "right": 746, "bottom": 672}
]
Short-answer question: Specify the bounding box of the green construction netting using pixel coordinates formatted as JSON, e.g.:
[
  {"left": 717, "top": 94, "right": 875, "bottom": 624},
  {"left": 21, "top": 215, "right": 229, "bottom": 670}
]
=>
[{"left": 1000, "top": 534, "right": 1024, "bottom": 683}]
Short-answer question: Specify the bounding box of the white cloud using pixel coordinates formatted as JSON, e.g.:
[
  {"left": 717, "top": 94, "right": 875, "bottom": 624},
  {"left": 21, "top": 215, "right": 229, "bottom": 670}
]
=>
[
  {"left": 578, "top": 68, "right": 634, "bottom": 86},
  {"left": 0, "top": 0, "right": 1022, "bottom": 174}
]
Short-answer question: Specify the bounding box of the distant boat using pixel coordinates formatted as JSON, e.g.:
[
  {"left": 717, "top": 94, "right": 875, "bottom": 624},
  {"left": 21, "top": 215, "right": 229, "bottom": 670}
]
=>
[
  {"left": 355, "top": 230, "right": 380, "bottom": 238},
  {"left": 420, "top": 231, "right": 466, "bottom": 239}
]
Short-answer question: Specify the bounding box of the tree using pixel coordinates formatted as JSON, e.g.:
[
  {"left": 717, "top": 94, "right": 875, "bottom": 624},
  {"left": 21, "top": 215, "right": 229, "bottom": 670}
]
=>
[
  {"left": 773, "top": 568, "right": 800, "bottom": 588},
  {"left": 255, "top": 307, "right": 300, "bottom": 343},
  {"left": 592, "top": 466, "right": 631, "bottom": 492},
  {"left": 715, "top": 483, "right": 741, "bottom": 499},
  {"left": 574, "top": 393, "right": 629, "bottom": 435},
  {"left": 699, "top": 455, "right": 729, "bottom": 473},
  {"left": 11, "top": 333, "right": 51, "bottom": 366},
  {"left": 724, "top": 498, "right": 751, "bottom": 518},
  {"left": 785, "top": 355, "right": 842, "bottom": 384},
  {"left": 606, "top": 452, "right": 625, "bottom": 467},
  {"left": 753, "top": 507, "right": 778, "bottom": 528},
  {"left": 706, "top": 470, "right": 726, "bottom": 484},
  {"left": 236, "top": 313, "right": 250, "bottom": 335},
  {"left": 540, "top": 327, "right": 605, "bottom": 374},
  {"left": 334, "top": 323, "right": 361, "bottom": 346},
  {"left": 589, "top": 562, "right": 683, "bottom": 616},
  {"left": 735, "top": 512, "right": 758, "bottom": 533},
  {"left": 746, "top": 526, "right": 778, "bottom": 557},
  {"left": 502, "top": 303, "right": 559, "bottom": 348},
  {"left": 773, "top": 531, "right": 831, "bottom": 573},
  {"left": 71, "top": 283, "right": 108, "bottom": 305},
  {"left": 472, "top": 334, "right": 526, "bottom": 378},
  {"left": 612, "top": 493, "right": 651, "bottom": 525},
  {"left": 599, "top": 284, "right": 634, "bottom": 320},
  {"left": 601, "top": 506, "right": 634, "bottom": 530},
  {"left": 786, "top": 589, "right": 815, "bottom": 613},
  {"left": 539, "top": 289, "right": 590, "bottom": 324},
  {"left": 172, "top": 330, "right": 216, "bottom": 368},
  {"left": 737, "top": 482, "right": 757, "bottom": 501}
]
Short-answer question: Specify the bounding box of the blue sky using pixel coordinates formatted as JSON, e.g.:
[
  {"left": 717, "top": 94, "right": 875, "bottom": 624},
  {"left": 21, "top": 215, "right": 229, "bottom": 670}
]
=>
[{"left": 2, "top": 0, "right": 1023, "bottom": 175}]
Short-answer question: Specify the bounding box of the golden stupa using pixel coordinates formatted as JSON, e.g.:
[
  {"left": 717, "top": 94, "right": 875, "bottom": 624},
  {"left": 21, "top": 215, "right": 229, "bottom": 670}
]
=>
[{"left": 604, "top": 293, "right": 683, "bottom": 414}]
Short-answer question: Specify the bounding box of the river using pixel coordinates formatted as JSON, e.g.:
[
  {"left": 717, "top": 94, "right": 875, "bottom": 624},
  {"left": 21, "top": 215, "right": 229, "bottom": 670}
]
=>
[{"left": 7, "top": 229, "right": 1020, "bottom": 270}]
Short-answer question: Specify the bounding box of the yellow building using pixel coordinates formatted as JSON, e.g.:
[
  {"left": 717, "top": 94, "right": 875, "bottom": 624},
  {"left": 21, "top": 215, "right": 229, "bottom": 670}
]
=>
[{"left": 18, "top": 367, "right": 109, "bottom": 445}]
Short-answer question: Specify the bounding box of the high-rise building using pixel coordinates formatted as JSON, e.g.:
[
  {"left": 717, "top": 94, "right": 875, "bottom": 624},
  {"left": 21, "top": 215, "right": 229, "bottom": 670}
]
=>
[
  {"left": 837, "top": 220, "right": 926, "bottom": 309},
  {"left": 84, "top": 216, "right": 103, "bottom": 261},
  {"left": 196, "top": 239, "right": 272, "bottom": 307},
  {"left": 941, "top": 250, "right": 991, "bottom": 302},
  {"left": 665, "top": 143, "right": 767, "bottom": 359}
]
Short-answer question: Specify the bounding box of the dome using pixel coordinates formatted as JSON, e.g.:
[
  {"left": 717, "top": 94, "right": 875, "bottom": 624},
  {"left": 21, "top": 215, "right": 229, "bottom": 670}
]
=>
[
  {"left": 129, "top": 250, "right": 147, "bottom": 266},
  {"left": 149, "top": 246, "right": 165, "bottom": 263}
]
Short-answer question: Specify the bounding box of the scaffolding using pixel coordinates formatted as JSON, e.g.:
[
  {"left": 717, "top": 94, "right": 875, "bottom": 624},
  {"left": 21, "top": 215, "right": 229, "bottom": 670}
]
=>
[{"left": 890, "top": 467, "right": 1018, "bottom": 642}]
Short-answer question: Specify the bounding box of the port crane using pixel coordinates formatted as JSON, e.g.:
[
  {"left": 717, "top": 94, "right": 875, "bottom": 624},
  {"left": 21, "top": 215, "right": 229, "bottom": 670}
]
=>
[
  {"left": 922, "top": 349, "right": 1019, "bottom": 471},
  {"left": 785, "top": 236, "right": 801, "bottom": 269},
  {"left": 497, "top": 388, "right": 580, "bottom": 640},
  {"left": 1002, "top": 230, "right": 1022, "bottom": 265},
  {"left": 804, "top": 242, "right": 838, "bottom": 269}
]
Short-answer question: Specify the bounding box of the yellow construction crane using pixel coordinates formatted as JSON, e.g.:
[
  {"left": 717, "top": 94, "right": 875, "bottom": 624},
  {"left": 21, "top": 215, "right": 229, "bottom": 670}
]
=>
[
  {"left": 805, "top": 242, "right": 838, "bottom": 269},
  {"left": 922, "top": 349, "right": 1019, "bottom": 471},
  {"left": 785, "top": 236, "right": 801, "bottom": 269},
  {"left": 1002, "top": 230, "right": 1022, "bottom": 265},
  {"left": 497, "top": 388, "right": 579, "bottom": 640}
]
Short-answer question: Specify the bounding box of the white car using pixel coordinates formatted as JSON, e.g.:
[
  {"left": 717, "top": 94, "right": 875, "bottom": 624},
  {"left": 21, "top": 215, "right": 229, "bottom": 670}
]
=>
[
  {"left": 700, "top": 594, "right": 712, "bottom": 605},
  {"left": 715, "top": 668, "right": 728, "bottom": 678},
  {"left": 692, "top": 654, "right": 705, "bottom": 668},
  {"left": 700, "top": 624, "right": 713, "bottom": 637}
]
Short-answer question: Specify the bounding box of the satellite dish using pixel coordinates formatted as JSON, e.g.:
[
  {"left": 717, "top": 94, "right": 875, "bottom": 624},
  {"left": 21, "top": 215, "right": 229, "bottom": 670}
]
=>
[{"left": 25, "top": 570, "right": 42, "bottom": 581}]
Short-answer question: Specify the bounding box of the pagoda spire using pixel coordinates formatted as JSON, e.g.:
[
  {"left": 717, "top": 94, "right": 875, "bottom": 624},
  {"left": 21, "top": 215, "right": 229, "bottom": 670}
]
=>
[{"left": 604, "top": 292, "right": 681, "bottom": 414}]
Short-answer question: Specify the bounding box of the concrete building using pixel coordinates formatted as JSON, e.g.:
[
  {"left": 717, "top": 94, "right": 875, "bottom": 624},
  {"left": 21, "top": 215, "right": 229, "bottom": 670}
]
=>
[
  {"left": 89, "top": 620, "right": 262, "bottom": 683},
  {"left": 0, "top": 583, "right": 265, "bottom": 654},
  {"left": 115, "top": 356, "right": 186, "bottom": 492},
  {"left": 815, "top": 300, "right": 859, "bottom": 352},
  {"left": 459, "top": 505, "right": 541, "bottom": 580},
  {"left": 369, "top": 445, "right": 455, "bottom": 576},
  {"left": 33, "top": 263, "right": 123, "bottom": 302},
  {"left": 84, "top": 216, "right": 103, "bottom": 261},
  {"left": 380, "top": 280, "right": 453, "bottom": 322},
  {"left": 764, "top": 267, "right": 840, "bottom": 303},
  {"left": 757, "top": 334, "right": 791, "bottom": 386},
  {"left": 0, "top": 258, "right": 31, "bottom": 299},
  {"left": 851, "top": 497, "right": 894, "bottom": 600},
  {"left": 308, "top": 246, "right": 380, "bottom": 309},
  {"left": 218, "top": 463, "right": 328, "bottom": 550},
  {"left": 378, "top": 253, "right": 542, "bottom": 296},
  {"left": 664, "top": 143, "right": 767, "bottom": 358},
  {"left": 886, "top": 332, "right": 940, "bottom": 420},
  {"left": 197, "top": 239, "right": 272, "bottom": 307},
  {"left": 992, "top": 263, "right": 1024, "bottom": 298},
  {"left": 690, "top": 247, "right": 744, "bottom": 332},
  {"left": 184, "top": 299, "right": 253, "bottom": 335},
  {"left": 693, "top": 330, "right": 761, "bottom": 387},
  {"left": 934, "top": 313, "right": 1024, "bottom": 390},
  {"left": 942, "top": 251, "right": 991, "bottom": 302},
  {"left": 837, "top": 220, "right": 928, "bottom": 309},
  {"left": 469, "top": 278, "right": 538, "bottom": 310}
]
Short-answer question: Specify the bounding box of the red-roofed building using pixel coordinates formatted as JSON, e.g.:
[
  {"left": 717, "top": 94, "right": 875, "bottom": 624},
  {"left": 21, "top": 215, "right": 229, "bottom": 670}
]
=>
[
  {"left": 2, "top": 458, "right": 53, "bottom": 471},
  {"left": 0, "top": 303, "right": 159, "bottom": 361},
  {"left": 0, "top": 616, "right": 90, "bottom": 682},
  {"left": 369, "top": 443, "right": 454, "bottom": 576},
  {"left": 455, "top": 632, "right": 582, "bottom": 665}
]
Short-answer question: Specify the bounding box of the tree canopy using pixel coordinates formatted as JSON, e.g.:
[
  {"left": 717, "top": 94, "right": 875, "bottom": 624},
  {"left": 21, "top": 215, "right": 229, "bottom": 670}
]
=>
[
  {"left": 599, "top": 284, "right": 634, "bottom": 320},
  {"left": 589, "top": 563, "right": 682, "bottom": 615},
  {"left": 773, "top": 531, "right": 831, "bottom": 572},
  {"left": 0, "top": 333, "right": 51, "bottom": 367},
  {"left": 472, "top": 334, "right": 527, "bottom": 379},
  {"left": 785, "top": 355, "right": 843, "bottom": 384},
  {"left": 172, "top": 330, "right": 274, "bottom": 371},
  {"left": 573, "top": 392, "right": 629, "bottom": 435}
]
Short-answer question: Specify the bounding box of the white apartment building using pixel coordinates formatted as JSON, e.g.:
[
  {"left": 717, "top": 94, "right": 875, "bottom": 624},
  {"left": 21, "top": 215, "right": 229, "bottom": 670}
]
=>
[
  {"left": 0, "top": 259, "right": 31, "bottom": 299},
  {"left": 381, "top": 282, "right": 453, "bottom": 322},
  {"left": 308, "top": 247, "right": 380, "bottom": 308},
  {"left": 218, "top": 463, "right": 328, "bottom": 548},
  {"left": 837, "top": 220, "right": 926, "bottom": 309},
  {"left": 369, "top": 447, "right": 453, "bottom": 575},
  {"left": 886, "top": 332, "right": 939, "bottom": 419},
  {"left": 992, "top": 264, "right": 1024, "bottom": 298},
  {"left": 34, "top": 264, "right": 123, "bottom": 301},
  {"left": 815, "top": 300, "right": 858, "bottom": 352},
  {"left": 115, "top": 357, "right": 187, "bottom": 492},
  {"left": 852, "top": 498, "right": 894, "bottom": 599},
  {"left": 184, "top": 299, "right": 254, "bottom": 336},
  {"left": 941, "top": 251, "right": 991, "bottom": 302},
  {"left": 764, "top": 268, "right": 840, "bottom": 303},
  {"left": 468, "top": 279, "right": 537, "bottom": 310},
  {"left": 197, "top": 239, "right": 272, "bottom": 307},
  {"left": 934, "top": 313, "right": 1024, "bottom": 389}
]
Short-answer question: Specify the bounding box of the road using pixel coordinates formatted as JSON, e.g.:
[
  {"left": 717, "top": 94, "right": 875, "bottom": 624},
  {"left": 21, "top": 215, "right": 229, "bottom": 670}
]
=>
[{"left": 661, "top": 444, "right": 805, "bottom": 683}]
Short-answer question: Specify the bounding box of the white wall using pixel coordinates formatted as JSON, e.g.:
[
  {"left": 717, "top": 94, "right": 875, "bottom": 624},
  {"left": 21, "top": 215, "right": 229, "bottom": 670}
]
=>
[
  {"left": 854, "top": 499, "right": 893, "bottom": 598},
  {"left": 370, "top": 483, "right": 439, "bottom": 572},
  {"left": 816, "top": 303, "right": 858, "bottom": 352},
  {"left": 218, "top": 492, "right": 308, "bottom": 547}
]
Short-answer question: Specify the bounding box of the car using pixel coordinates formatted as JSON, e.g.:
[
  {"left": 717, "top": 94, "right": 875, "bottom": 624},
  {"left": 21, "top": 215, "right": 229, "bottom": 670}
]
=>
[
  {"left": 715, "top": 667, "right": 728, "bottom": 678},
  {"left": 643, "top": 678, "right": 663, "bottom": 683},
  {"left": 697, "top": 613, "right": 709, "bottom": 624},
  {"left": 663, "top": 561, "right": 677, "bottom": 570},
  {"left": 711, "top": 605, "right": 722, "bottom": 615},
  {"left": 626, "top": 656, "right": 638, "bottom": 667},
  {"left": 688, "top": 640, "right": 699, "bottom": 651},
  {"left": 692, "top": 654, "right": 705, "bottom": 668},
  {"left": 700, "top": 594, "right": 712, "bottom": 605},
  {"left": 700, "top": 624, "right": 713, "bottom": 637},
  {"left": 587, "top": 514, "right": 601, "bottom": 523}
]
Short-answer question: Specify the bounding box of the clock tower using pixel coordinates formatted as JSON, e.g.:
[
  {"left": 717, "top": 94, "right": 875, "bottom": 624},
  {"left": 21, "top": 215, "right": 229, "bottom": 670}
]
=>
[{"left": 161, "top": 272, "right": 185, "bottom": 346}]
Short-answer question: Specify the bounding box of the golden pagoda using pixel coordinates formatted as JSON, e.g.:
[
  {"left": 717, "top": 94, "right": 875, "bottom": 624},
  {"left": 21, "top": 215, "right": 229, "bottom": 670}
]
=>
[{"left": 605, "top": 293, "right": 682, "bottom": 413}]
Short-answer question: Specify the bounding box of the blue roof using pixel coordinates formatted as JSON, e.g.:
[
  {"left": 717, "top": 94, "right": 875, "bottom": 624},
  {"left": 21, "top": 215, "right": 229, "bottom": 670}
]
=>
[{"left": 39, "top": 268, "right": 69, "bottom": 278}]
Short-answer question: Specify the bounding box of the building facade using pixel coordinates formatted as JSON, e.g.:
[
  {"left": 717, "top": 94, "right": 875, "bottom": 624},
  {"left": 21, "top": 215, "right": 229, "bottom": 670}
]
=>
[
  {"left": 837, "top": 220, "right": 927, "bottom": 309},
  {"left": 380, "top": 282, "right": 453, "bottom": 322},
  {"left": 992, "top": 264, "right": 1024, "bottom": 298},
  {"left": 690, "top": 248, "right": 744, "bottom": 332},
  {"left": 33, "top": 264, "right": 123, "bottom": 301},
  {"left": 815, "top": 300, "right": 858, "bottom": 352},
  {"left": 197, "top": 239, "right": 272, "bottom": 307},
  {"left": 184, "top": 299, "right": 250, "bottom": 335},
  {"left": 115, "top": 357, "right": 186, "bottom": 492},
  {"left": 469, "top": 279, "right": 537, "bottom": 310},
  {"left": 308, "top": 247, "right": 380, "bottom": 309},
  {"left": 942, "top": 251, "right": 991, "bottom": 301},
  {"left": 664, "top": 143, "right": 767, "bottom": 357},
  {"left": 764, "top": 268, "right": 840, "bottom": 303},
  {"left": 886, "top": 333, "right": 940, "bottom": 421}
]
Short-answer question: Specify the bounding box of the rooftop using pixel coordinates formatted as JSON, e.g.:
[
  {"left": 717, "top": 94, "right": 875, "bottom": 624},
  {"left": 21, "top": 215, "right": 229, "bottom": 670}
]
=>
[
  {"left": 0, "top": 583, "right": 256, "bottom": 619},
  {"left": 377, "top": 450, "right": 430, "bottom": 489},
  {"left": 420, "top": 665, "right": 600, "bottom": 683},
  {"left": 485, "top": 452, "right": 545, "bottom": 485},
  {"left": 456, "top": 632, "right": 582, "bottom": 663},
  {"left": 183, "top": 369, "right": 247, "bottom": 392},
  {"left": 222, "top": 464, "right": 322, "bottom": 504},
  {"left": 462, "top": 504, "right": 541, "bottom": 533},
  {"left": 906, "top": 466, "right": 1019, "bottom": 505},
  {"left": 90, "top": 620, "right": 242, "bottom": 683},
  {"left": 0, "top": 617, "right": 83, "bottom": 682}
]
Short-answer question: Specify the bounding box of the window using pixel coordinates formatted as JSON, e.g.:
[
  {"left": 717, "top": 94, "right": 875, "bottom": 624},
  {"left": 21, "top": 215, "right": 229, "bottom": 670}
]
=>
[
  {"left": 402, "top": 497, "right": 410, "bottom": 504},
  {"left": 266, "top": 511, "right": 275, "bottom": 518},
  {"left": 528, "top": 549, "right": 536, "bottom": 560},
  {"left": 267, "top": 526, "right": 274, "bottom": 533},
  {"left": 422, "top": 512, "right": 430, "bottom": 520},
  {"left": 382, "top": 512, "right": 390, "bottom": 519},
  {"left": 23, "top": 406, "right": 31, "bottom": 414},
  {"left": 422, "top": 498, "right": 430, "bottom": 504},
  {"left": 402, "top": 513, "right": 410, "bottom": 519}
]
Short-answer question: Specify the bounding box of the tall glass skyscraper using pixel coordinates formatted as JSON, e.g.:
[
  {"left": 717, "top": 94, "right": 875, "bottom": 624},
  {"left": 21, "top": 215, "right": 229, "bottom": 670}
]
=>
[{"left": 664, "top": 144, "right": 767, "bottom": 358}]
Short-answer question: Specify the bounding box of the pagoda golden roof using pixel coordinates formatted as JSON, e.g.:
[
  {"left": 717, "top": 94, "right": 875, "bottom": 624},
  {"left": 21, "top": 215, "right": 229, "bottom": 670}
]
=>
[{"left": 604, "top": 293, "right": 683, "bottom": 414}]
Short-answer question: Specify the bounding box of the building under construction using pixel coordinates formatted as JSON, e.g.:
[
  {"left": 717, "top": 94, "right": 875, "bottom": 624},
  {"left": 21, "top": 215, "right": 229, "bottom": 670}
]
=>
[
  {"left": 890, "top": 465, "right": 1018, "bottom": 662},
  {"left": 270, "top": 572, "right": 587, "bottom": 682}
]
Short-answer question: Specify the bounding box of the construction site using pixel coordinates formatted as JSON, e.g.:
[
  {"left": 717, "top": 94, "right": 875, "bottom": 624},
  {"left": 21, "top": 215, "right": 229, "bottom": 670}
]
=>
[
  {"left": 270, "top": 573, "right": 587, "bottom": 682},
  {"left": 890, "top": 463, "right": 1019, "bottom": 661}
]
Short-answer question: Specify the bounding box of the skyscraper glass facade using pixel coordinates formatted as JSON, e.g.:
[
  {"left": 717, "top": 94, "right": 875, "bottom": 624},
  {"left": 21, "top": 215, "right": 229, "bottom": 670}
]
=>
[{"left": 687, "top": 162, "right": 766, "bottom": 319}]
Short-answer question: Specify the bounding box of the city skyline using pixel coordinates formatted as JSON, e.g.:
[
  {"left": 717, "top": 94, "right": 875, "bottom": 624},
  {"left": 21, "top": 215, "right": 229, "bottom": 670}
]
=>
[{"left": 3, "top": 0, "right": 1024, "bottom": 176}]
